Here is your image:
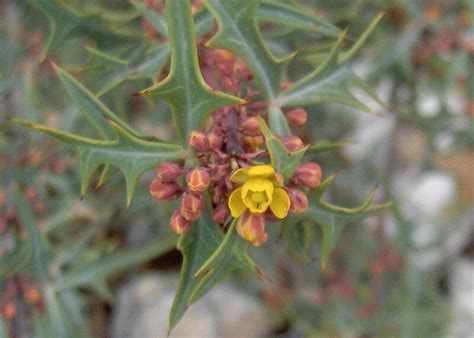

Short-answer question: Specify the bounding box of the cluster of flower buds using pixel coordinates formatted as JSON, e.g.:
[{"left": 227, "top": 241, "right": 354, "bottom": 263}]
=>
[
  {"left": 0, "top": 275, "right": 44, "bottom": 325},
  {"left": 145, "top": 25, "right": 323, "bottom": 246},
  {"left": 150, "top": 163, "right": 212, "bottom": 235}
]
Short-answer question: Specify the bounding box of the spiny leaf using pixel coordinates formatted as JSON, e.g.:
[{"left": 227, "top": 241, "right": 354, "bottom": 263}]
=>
[
  {"left": 305, "top": 140, "right": 350, "bottom": 156},
  {"left": 189, "top": 220, "right": 260, "bottom": 305},
  {"left": 258, "top": 1, "right": 341, "bottom": 37},
  {"left": 29, "top": 0, "right": 138, "bottom": 61},
  {"left": 276, "top": 21, "right": 387, "bottom": 115},
  {"left": 56, "top": 235, "right": 177, "bottom": 291},
  {"left": 85, "top": 46, "right": 129, "bottom": 70},
  {"left": 0, "top": 238, "right": 32, "bottom": 278},
  {"left": 204, "top": 0, "right": 293, "bottom": 134},
  {"left": 85, "top": 44, "right": 170, "bottom": 98},
  {"left": 259, "top": 117, "right": 307, "bottom": 181},
  {"left": 338, "top": 13, "right": 384, "bottom": 64},
  {"left": 13, "top": 119, "right": 183, "bottom": 206},
  {"left": 281, "top": 219, "right": 311, "bottom": 263},
  {"left": 300, "top": 175, "right": 392, "bottom": 270},
  {"left": 130, "top": 0, "right": 168, "bottom": 37},
  {"left": 170, "top": 203, "right": 224, "bottom": 329},
  {"left": 138, "top": 0, "right": 244, "bottom": 146}
]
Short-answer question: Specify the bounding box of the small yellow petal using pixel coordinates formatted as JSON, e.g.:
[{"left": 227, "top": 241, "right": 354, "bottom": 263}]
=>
[
  {"left": 230, "top": 168, "right": 250, "bottom": 183},
  {"left": 228, "top": 187, "right": 246, "bottom": 218},
  {"left": 270, "top": 187, "right": 290, "bottom": 219},
  {"left": 248, "top": 165, "right": 274, "bottom": 177}
]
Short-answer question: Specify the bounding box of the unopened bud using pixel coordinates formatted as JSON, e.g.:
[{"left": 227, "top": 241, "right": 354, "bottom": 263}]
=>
[
  {"left": 242, "top": 135, "right": 264, "bottom": 151},
  {"left": 288, "top": 189, "right": 308, "bottom": 214},
  {"left": 276, "top": 135, "right": 305, "bottom": 152},
  {"left": 188, "top": 130, "right": 209, "bottom": 151},
  {"left": 180, "top": 192, "right": 205, "bottom": 221},
  {"left": 3, "top": 302, "right": 16, "bottom": 319},
  {"left": 186, "top": 168, "right": 211, "bottom": 192},
  {"left": 149, "top": 179, "right": 181, "bottom": 201},
  {"left": 295, "top": 162, "right": 322, "bottom": 189},
  {"left": 286, "top": 108, "right": 307, "bottom": 126},
  {"left": 236, "top": 210, "right": 267, "bottom": 247},
  {"left": 280, "top": 81, "right": 293, "bottom": 90},
  {"left": 156, "top": 162, "right": 182, "bottom": 182},
  {"left": 170, "top": 209, "right": 192, "bottom": 234},
  {"left": 240, "top": 116, "right": 261, "bottom": 136},
  {"left": 25, "top": 287, "right": 41, "bottom": 304},
  {"left": 212, "top": 203, "right": 229, "bottom": 224},
  {"left": 208, "top": 132, "right": 223, "bottom": 149}
]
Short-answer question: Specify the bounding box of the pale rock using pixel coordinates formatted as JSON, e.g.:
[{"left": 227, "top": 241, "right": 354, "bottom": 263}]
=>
[
  {"left": 389, "top": 171, "right": 472, "bottom": 270},
  {"left": 449, "top": 259, "right": 474, "bottom": 338},
  {"left": 111, "top": 273, "right": 272, "bottom": 338}
]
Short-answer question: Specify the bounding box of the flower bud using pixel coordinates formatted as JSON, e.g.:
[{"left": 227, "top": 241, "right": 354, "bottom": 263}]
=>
[
  {"left": 276, "top": 135, "right": 305, "bottom": 152},
  {"left": 212, "top": 203, "right": 229, "bottom": 224},
  {"left": 180, "top": 192, "right": 205, "bottom": 221},
  {"left": 25, "top": 287, "right": 41, "bottom": 304},
  {"left": 208, "top": 132, "right": 223, "bottom": 149},
  {"left": 288, "top": 189, "right": 308, "bottom": 214},
  {"left": 242, "top": 135, "right": 264, "bottom": 151},
  {"left": 280, "top": 81, "right": 293, "bottom": 90},
  {"left": 240, "top": 116, "right": 261, "bottom": 136},
  {"left": 156, "top": 162, "right": 182, "bottom": 182},
  {"left": 149, "top": 179, "right": 181, "bottom": 201},
  {"left": 286, "top": 108, "right": 307, "bottom": 126},
  {"left": 188, "top": 130, "right": 209, "bottom": 151},
  {"left": 236, "top": 210, "right": 267, "bottom": 247},
  {"left": 170, "top": 209, "right": 192, "bottom": 234},
  {"left": 186, "top": 168, "right": 211, "bottom": 192},
  {"left": 295, "top": 162, "right": 322, "bottom": 189},
  {"left": 2, "top": 302, "right": 17, "bottom": 319}
]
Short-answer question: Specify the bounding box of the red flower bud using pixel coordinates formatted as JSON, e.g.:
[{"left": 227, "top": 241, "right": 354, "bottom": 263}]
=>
[
  {"left": 286, "top": 108, "right": 307, "bottom": 126},
  {"left": 240, "top": 116, "right": 261, "bottom": 136},
  {"left": 242, "top": 135, "right": 264, "bottom": 151},
  {"left": 186, "top": 168, "right": 211, "bottom": 192},
  {"left": 2, "top": 302, "right": 17, "bottom": 319},
  {"left": 188, "top": 130, "right": 209, "bottom": 151},
  {"left": 212, "top": 203, "right": 229, "bottom": 224},
  {"left": 170, "top": 209, "right": 192, "bottom": 235},
  {"left": 208, "top": 132, "right": 223, "bottom": 149},
  {"left": 288, "top": 189, "right": 308, "bottom": 214},
  {"left": 180, "top": 192, "right": 205, "bottom": 221},
  {"left": 295, "top": 162, "right": 322, "bottom": 189},
  {"left": 280, "top": 81, "right": 294, "bottom": 90},
  {"left": 276, "top": 135, "right": 305, "bottom": 152},
  {"left": 156, "top": 162, "right": 182, "bottom": 182},
  {"left": 236, "top": 210, "right": 267, "bottom": 247},
  {"left": 149, "top": 179, "right": 181, "bottom": 201}
]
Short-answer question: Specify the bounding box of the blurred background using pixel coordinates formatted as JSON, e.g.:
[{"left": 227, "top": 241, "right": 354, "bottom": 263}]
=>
[{"left": 1, "top": 0, "right": 473, "bottom": 337}]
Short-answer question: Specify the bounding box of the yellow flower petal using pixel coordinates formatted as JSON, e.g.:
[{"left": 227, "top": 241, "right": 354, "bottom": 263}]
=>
[
  {"left": 228, "top": 187, "right": 246, "bottom": 218},
  {"left": 270, "top": 187, "right": 290, "bottom": 219},
  {"left": 230, "top": 168, "right": 250, "bottom": 183},
  {"left": 241, "top": 178, "right": 273, "bottom": 213},
  {"left": 248, "top": 165, "right": 275, "bottom": 177}
]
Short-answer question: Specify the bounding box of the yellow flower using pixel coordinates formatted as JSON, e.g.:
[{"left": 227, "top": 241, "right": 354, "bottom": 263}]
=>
[{"left": 228, "top": 165, "right": 290, "bottom": 219}]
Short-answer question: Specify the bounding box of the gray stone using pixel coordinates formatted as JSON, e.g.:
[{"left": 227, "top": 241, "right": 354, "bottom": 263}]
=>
[
  {"left": 449, "top": 259, "right": 474, "bottom": 338},
  {"left": 111, "top": 273, "right": 272, "bottom": 338}
]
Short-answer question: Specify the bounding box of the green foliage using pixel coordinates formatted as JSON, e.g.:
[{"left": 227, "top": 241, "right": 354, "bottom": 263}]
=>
[
  {"left": 138, "top": 0, "right": 244, "bottom": 145},
  {"left": 4, "top": 0, "right": 467, "bottom": 336},
  {"left": 259, "top": 116, "right": 307, "bottom": 181}
]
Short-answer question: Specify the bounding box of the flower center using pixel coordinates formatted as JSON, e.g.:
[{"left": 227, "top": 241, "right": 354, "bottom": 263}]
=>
[{"left": 250, "top": 191, "right": 266, "bottom": 203}]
